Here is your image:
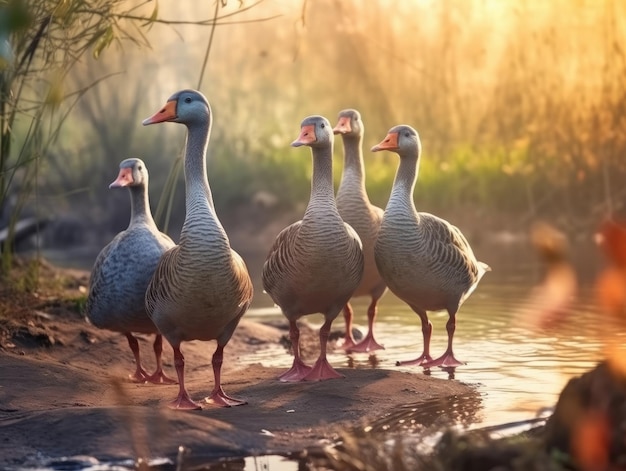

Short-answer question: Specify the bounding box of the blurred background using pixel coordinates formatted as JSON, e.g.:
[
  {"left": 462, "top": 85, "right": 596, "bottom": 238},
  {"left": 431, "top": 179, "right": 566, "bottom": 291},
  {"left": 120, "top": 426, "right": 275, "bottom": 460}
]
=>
[
  {"left": 4, "top": 0, "right": 626, "bottom": 446},
  {"left": 2, "top": 0, "right": 626, "bottom": 280}
]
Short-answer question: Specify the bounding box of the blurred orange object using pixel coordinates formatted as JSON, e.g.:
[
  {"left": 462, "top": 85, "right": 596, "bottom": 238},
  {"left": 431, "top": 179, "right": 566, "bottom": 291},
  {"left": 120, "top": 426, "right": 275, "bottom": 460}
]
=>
[
  {"left": 571, "top": 409, "right": 610, "bottom": 471},
  {"left": 518, "top": 222, "right": 577, "bottom": 331},
  {"left": 595, "top": 220, "right": 626, "bottom": 321}
]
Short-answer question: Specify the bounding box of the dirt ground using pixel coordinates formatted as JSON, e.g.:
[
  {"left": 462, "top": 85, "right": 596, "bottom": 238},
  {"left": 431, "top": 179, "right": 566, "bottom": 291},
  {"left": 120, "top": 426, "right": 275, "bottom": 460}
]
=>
[{"left": 0, "top": 260, "right": 475, "bottom": 469}]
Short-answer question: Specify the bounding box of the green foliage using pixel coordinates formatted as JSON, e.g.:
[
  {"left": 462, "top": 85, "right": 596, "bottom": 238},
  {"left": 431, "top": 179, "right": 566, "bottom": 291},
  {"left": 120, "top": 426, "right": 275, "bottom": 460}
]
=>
[{"left": 0, "top": 0, "right": 268, "bottom": 276}]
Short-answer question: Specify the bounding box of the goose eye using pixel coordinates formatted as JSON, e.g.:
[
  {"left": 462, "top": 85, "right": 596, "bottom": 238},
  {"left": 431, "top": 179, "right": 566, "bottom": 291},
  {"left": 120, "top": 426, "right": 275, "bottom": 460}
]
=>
[
  {"left": 184, "top": 97, "right": 191, "bottom": 103},
  {"left": 404, "top": 132, "right": 410, "bottom": 137},
  {"left": 320, "top": 123, "right": 325, "bottom": 128},
  {"left": 138, "top": 165, "right": 143, "bottom": 171}
]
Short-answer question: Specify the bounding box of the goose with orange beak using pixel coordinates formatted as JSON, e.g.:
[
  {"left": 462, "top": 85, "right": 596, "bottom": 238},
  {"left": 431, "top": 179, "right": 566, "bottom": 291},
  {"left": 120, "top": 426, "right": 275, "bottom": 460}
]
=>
[
  {"left": 333, "top": 109, "right": 387, "bottom": 353},
  {"left": 371, "top": 124, "right": 490, "bottom": 369}
]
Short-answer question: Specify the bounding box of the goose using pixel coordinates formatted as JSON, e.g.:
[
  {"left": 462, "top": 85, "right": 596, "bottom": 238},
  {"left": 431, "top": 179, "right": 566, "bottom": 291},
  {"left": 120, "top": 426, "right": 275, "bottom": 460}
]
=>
[
  {"left": 333, "top": 109, "right": 387, "bottom": 353},
  {"left": 85, "top": 158, "right": 176, "bottom": 384},
  {"left": 371, "top": 125, "right": 490, "bottom": 368},
  {"left": 142, "top": 89, "right": 253, "bottom": 410},
  {"left": 262, "top": 115, "right": 364, "bottom": 381}
]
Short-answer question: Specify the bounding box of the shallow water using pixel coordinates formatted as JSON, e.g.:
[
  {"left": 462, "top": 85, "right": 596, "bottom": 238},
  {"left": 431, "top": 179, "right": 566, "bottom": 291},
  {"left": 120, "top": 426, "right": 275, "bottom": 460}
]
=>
[
  {"left": 245, "top": 282, "right": 606, "bottom": 428},
  {"left": 34, "top": 241, "right": 620, "bottom": 470}
]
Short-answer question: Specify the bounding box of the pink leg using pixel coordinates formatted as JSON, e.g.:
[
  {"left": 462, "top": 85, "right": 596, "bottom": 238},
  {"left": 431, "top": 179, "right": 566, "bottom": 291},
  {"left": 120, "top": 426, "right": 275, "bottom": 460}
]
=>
[
  {"left": 340, "top": 303, "right": 358, "bottom": 351},
  {"left": 349, "top": 297, "right": 385, "bottom": 353},
  {"left": 396, "top": 310, "right": 434, "bottom": 366},
  {"left": 145, "top": 334, "right": 177, "bottom": 385},
  {"left": 422, "top": 315, "right": 465, "bottom": 368},
  {"left": 168, "top": 346, "right": 201, "bottom": 410},
  {"left": 304, "top": 317, "right": 344, "bottom": 381},
  {"left": 205, "top": 345, "right": 247, "bottom": 407},
  {"left": 279, "top": 320, "right": 312, "bottom": 382},
  {"left": 125, "top": 333, "right": 149, "bottom": 382}
]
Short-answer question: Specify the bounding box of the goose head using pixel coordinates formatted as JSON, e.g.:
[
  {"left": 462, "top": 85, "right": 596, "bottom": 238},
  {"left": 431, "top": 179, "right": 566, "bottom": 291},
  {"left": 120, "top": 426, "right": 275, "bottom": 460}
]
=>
[
  {"left": 371, "top": 124, "right": 421, "bottom": 157},
  {"left": 292, "top": 115, "right": 333, "bottom": 149},
  {"left": 332, "top": 109, "right": 363, "bottom": 137},
  {"left": 109, "top": 158, "right": 148, "bottom": 189},
  {"left": 142, "top": 89, "right": 211, "bottom": 127}
]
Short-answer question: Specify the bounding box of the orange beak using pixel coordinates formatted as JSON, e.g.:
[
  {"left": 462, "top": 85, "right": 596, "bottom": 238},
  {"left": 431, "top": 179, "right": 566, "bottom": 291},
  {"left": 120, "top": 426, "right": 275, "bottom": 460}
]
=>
[
  {"left": 142, "top": 99, "right": 177, "bottom": 125},
  {"left": 291, "top": 124, "right": 316, "bottom": 147},
  {"left": 332, "top": 116, "right": 351, "bottom": 135},
  {"left": 109, "top": 167, "right": 134, "bottom": 188},
  {"left": 371, "top": 132, "right": 399, "bottom": 152}
]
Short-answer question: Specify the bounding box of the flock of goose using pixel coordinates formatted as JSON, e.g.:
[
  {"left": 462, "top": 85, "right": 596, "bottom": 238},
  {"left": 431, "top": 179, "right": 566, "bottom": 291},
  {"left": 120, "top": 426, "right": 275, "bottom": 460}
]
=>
[{"left": 84, "top": 89, "right": 490, "bottom": 410}]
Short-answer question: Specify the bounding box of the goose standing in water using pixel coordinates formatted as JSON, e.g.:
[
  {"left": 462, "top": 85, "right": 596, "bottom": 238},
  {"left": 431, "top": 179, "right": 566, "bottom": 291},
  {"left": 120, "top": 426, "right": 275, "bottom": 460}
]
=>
[
  {"left": 371, "top": 125, "right": 490, "bottom": 368},
  {"left": 85, "top": 158, "right": 176, "bottom": 384},
  {"left": 263, "top": 115, "right": 364, "bottom": 381},
  {"left": 142, "top": 90, "right": 253, "bottom": 409},
  {"left": 333, "top": 109, "right": 387, "bottom": 353}
]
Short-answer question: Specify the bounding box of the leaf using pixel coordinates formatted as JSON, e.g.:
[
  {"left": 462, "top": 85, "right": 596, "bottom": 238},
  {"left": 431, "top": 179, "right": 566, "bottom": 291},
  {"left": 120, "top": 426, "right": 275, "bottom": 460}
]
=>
[
  {"left": 92, "top": 25, "right": 114, "bottom": 60},
  {"left": 571, "top": 410, "right": 610, "bottom": 471},
  {"left": 149, "top": 1, "right": 159, "bottom": 23},
  {"left": 515, "top": 222, "right": 577, "bottom": 331},
  {"left": 595, "top": 267, "right": 626, "bottom": 321},
  {"left": 597, "top": 220, "right": 626, "bottom": 268}
]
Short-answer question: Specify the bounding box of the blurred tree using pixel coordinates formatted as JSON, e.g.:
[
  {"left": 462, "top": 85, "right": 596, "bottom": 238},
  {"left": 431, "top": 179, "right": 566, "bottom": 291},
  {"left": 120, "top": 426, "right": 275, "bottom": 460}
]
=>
[{"left": 0, "top": 0, "right": 269, "bottom": 277}]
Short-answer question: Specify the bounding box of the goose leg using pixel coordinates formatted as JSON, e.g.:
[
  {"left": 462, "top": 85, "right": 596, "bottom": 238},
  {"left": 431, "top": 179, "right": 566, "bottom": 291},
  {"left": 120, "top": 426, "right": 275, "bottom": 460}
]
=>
[
  {"left": 349, "top": 296, "right": 385, "bottom": 353},
  {"left": 168, "top": 346, "right": 201, "bottom": 410},
  {"left": 125, "top": 333, "right": 149, "bottom": 382},
  {"left": 304, "top": 317, "right": 344, "bottom": 381},
  {"left": 396, "top": 309, "right": 434, "bottom": 366},
  {"left": 423, "top": 314, "right": 465, "bottom": 368},
  {"left": 279, "top": 319, "right": 312, "bottom": 382},
  {"left": 340, "top": 303, "right": 358, "bottom": 351},
  {"left": 205, "top": 344, "right": 247, "bottom": 407},
  {"left": 145, "top": 334, "right": 177, "bottom": 385}
]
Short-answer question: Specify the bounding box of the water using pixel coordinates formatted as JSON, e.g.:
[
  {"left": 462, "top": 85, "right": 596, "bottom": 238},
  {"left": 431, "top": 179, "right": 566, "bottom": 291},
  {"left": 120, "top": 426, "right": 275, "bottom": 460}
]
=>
[
  {"left": 33, "top": 241, "right": 619, "bottom": 470},
  {"left": 244, "top": 281, "right": 606, "bottom": 429}
]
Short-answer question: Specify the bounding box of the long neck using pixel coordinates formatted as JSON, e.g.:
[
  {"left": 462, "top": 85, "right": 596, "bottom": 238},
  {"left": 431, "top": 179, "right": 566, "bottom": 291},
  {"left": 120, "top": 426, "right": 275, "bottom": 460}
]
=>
[
  {"left": 388, "top": 153, "right": 419, "bottom": 214},
  {"left": 128, "top": 185, "right": 156, "bottom": 228},
  {"left": 179, "top": 118, "right": 229, "bottom": 250},
  {"left": 339, "top": 134, "right": 368, "bottom": 197},
  {"left": 183, "top": 120, "right": 215, "bottom": 213},
  {"left": 306, "top": 145, "right": 337, "bottom": 214}
]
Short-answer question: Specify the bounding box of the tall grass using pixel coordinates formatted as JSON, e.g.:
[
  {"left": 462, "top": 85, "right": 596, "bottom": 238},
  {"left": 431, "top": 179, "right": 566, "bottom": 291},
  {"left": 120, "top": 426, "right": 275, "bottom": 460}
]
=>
[
  {"left": 0, "top": 0, "right": 273, "bottom": 276},
  {"left": 26, "top": 0, "right": 626, "bottom": 250}
]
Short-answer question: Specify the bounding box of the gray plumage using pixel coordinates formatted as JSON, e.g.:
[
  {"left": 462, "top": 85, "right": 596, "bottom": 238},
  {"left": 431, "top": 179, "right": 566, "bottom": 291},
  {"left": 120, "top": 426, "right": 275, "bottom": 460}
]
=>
[
  {"left": 333, "top": 109, "right": 387, "bottom": 353},
  {"left": 85, "top": 158, "right": 176, "bottom": 383},
  {"left": 262, "top": 115, "right": 364, "bottom": 382},
  {"left": 372, "top": 125, "right": 490, "bottom": 368},
  {"left": 142, "top": 89, "right": 253, "bottom": 409}
]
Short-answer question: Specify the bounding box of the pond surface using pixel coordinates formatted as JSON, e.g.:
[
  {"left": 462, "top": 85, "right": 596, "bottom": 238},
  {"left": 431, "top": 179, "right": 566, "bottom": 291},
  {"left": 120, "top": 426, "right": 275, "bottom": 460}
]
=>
[
  {"left": 37, "top": 240, "right": 620, "bottom": 471},
  {"left": 232, "top": 239, "right": 616, "bottom": 470},
  {"left": 241, "top": 239, "right": 611, "bottom": 428}
]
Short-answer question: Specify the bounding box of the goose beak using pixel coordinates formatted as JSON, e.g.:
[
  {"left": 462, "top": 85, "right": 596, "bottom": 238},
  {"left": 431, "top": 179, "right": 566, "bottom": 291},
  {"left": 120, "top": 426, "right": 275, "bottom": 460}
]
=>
[
  {"left": 291, "top": 124, "right": 316, "bottom": 147},
  {"left": 332, "top": 117, "right": 351, "bottom": 135},
  {"left": 109, "top": 167, "right": 134, "bottom": 188},
  {"left": 142, "top": 99, "right": 177, "bottom": 125},
  {"left": 371, "top": 132, "right": 399, "bottom": 152}
]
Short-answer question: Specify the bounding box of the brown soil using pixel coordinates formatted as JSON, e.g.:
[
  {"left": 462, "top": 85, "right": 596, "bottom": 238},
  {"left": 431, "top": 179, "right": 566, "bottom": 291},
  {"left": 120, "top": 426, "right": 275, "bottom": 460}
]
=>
[{"left": 0, "top": 258, "right": 475, "bottom": 469}]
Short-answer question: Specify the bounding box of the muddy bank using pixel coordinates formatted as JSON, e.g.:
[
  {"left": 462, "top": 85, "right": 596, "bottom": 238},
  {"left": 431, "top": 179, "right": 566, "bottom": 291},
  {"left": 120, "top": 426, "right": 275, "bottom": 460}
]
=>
[{"left": 0, "top": 285, "right": 477, "bottom": 468}]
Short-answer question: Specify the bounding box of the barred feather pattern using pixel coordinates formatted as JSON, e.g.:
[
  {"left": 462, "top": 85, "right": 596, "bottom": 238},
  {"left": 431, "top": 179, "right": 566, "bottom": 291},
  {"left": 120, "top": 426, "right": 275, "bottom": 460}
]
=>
[
  {"left": 336, "top": 120, "right": 386, "bottom": 299},
  {"left": 262, "top": 125, "right": 364, "bottom": 321},
  {"left": 86, "top": 161, "right": 175, "bottom": 334},
  {"left": 144, "top": 106, "right": 253, "bottom": 348},
  {"left": 374, "top": 128, "right": 489, "bottom": 316}
]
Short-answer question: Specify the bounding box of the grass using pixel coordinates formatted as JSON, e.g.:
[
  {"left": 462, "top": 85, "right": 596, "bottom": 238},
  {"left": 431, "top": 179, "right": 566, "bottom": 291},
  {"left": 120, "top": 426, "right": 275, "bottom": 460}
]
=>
[{"left": 6, "top": 0, "right": 626, "bottom": 254}]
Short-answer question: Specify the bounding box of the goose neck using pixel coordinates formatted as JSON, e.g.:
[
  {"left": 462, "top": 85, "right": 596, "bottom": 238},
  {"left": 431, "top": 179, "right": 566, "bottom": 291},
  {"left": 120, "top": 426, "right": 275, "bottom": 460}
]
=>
[
  {"left": 388, "top": 154, "right": 419, "bottom": 212},
  {"left": 309, "top": 146, "right": 336, "bottom": 204},
  {"left": 340, "top": 134, "right": 366, "bottom": 189},
  {"left": 128, "top": 185, "right": 156, "bottom": 228},
  {"left": 183, "top": 120, "right": 215, "bottom": 211}
]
